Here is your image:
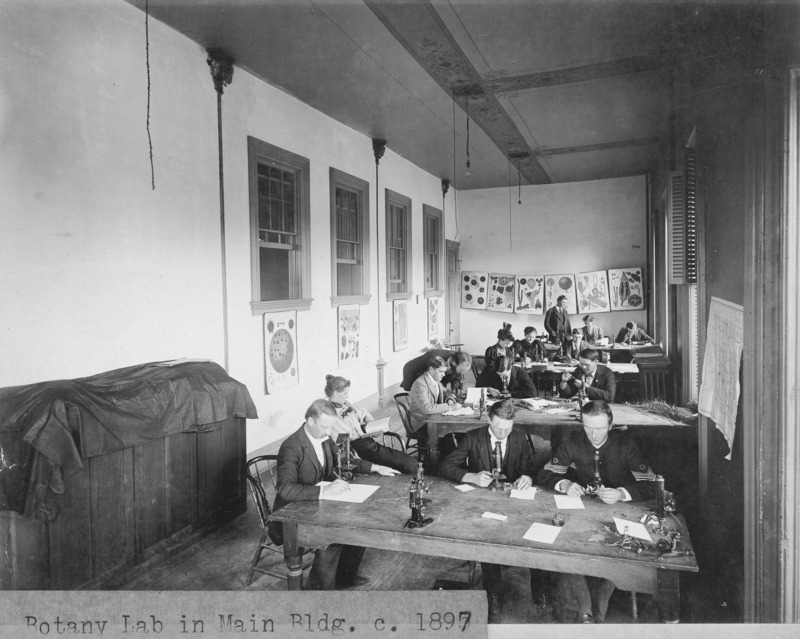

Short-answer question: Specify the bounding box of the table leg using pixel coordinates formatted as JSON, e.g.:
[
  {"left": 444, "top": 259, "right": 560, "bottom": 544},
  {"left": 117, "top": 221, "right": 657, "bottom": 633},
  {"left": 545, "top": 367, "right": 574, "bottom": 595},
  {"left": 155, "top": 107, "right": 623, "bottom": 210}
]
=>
[
  {"left": 282, "top": 523, "right": 304, "bottom": 591},
  {"left": 657, "top": 569, "right": 680, "bottom": 623},
  {"left": 426, "top": 423, "right": 440, "bottom": 472}
]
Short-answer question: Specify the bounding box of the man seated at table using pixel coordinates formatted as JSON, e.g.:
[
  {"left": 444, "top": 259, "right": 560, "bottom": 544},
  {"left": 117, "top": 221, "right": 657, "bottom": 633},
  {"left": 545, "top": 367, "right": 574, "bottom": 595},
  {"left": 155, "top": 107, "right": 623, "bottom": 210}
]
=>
[
  {"left": 554, "top": 328, "right": 587, "bottom": 364},
  {"left": 476, "top": 356, "right": 537, "bottom": 399},
  {"left": 614, "top": 321, "right": 655, "bottom": 345},
  {"left": 558, "top": 348, "right": 615, "bottom": 403},
  {"left": 438, "top": 399, "right": 550, "bottom": 622},
  {"left": 485, "top": 323, "right": 516, "bottom": 373},
  {"left": 408, "top": 355, "right": 462, "bottom": 447},
  {"left": 442, "top": 351, "right": 472, "bottom": 400},
  {"left": 513, "top": 326, "right": 547, "bottom": 363},
  {"left": 268, "top": 399, "right": 400, "bottom": 590},
  {"left": 581, "top": 315, "right": 605, "bottom": 345},
  {"left": 400, "top": 349, "right": 454, "bottom": 391},
  {"left": 537, "top": 400, "right": 657, "bottom": 623}
]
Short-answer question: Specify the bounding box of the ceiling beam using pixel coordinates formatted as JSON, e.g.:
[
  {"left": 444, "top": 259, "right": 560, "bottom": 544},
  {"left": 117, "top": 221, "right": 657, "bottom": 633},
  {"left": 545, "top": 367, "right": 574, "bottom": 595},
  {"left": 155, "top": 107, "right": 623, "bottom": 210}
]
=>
[
  {"left": 364, "top": 0, "right": 552, "bottom": 185},
  {"left": 534, "top": 137, "right": 660, "bottom": 157},
  {"left": 485, "top": 56, "right": 667, "bottom": 95}
]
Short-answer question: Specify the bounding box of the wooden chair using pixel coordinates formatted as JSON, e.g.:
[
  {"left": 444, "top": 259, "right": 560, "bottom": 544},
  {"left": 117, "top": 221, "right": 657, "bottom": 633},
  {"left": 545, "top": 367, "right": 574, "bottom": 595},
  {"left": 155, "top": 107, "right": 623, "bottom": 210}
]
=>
[
  {"left": 470, "top": 355, "right": 486, "bottom": 382},
  {"left": 244, "top": 455, "right": 313, "bottom": 585},
  {"left": 393, "top": 392, "right": 421, "bottom": 460},
  {"left": 372, "top": 430, "right": 406, "bottom": 452},
  {"left": 636, "top": 359, "right": 674, "bottom": 403}
]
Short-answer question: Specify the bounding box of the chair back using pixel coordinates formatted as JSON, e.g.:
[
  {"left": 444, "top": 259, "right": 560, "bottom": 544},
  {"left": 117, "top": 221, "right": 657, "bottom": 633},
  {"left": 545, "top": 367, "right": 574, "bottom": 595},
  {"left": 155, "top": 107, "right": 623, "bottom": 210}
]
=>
[
  {"left": 471, "top": 355, "right": 486, "bottom": 381},
  {"left": 244, "top": 455, "right": 278, "bottom": 529},
  {"left": 393, "top": 392, "right": 415, "bottom": 438},
  {"left": 373, "top": 430, "right": 406, "bottom": 452}
]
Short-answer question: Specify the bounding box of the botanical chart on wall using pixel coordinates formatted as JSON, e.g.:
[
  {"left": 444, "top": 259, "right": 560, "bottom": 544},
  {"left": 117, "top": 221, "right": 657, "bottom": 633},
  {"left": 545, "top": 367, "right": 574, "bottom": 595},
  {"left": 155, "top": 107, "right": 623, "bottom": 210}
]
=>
[
  {"left": 544, "top": 274, "right": 578, "bottom": 314},
  {"left": 264, "top": 311, "right": 298, "bottom": 394},
  {"left": 460, "top": 271, "right": 488, "bottom": 309},
  {"left": 393, "top": 299, "right": 408, "bottom": 351},
  {"left": 575, "top": 270, "right": 611, "bottom": 313},
  {"left": 427, "top": 296, "right": 440, "bottom": 341},
  {"left": 514, "top": 275, "right": 545, "bottom": 314},
  {"left": 486, "top": 273, "right": 515, "bottom": 313},
  {"left": 607, "top": 267, "right": 645, "bottom": 310},
  {"left": 337, "top": 304, "right": 360, "bottom": 368}
]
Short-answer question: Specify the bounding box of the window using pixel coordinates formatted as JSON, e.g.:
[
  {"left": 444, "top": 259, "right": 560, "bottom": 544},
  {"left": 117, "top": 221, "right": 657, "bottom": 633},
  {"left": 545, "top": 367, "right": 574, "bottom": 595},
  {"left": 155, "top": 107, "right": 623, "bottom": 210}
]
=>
[
  {"left": 248, "top": 137, "right": 312, "bottom": 314},
  {"left": 330, "top": 168, "right": 370, "bottom": 305},
  {"left": 385, "top": 190, "right": 412, "bottom": 300},
  {"left": 423, "top": 204, "right": 443, "bottom": 296}
]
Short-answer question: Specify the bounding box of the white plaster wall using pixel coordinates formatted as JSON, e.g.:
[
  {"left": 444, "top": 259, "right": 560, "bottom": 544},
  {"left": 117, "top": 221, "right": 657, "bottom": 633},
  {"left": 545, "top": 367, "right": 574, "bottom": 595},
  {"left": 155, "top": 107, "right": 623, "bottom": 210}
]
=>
[
  {"left": 455, "top": 176, "right": 648, "bottom": 354},
  {"left": 0, "top": 1, "right": 451, "bottom": 453}
]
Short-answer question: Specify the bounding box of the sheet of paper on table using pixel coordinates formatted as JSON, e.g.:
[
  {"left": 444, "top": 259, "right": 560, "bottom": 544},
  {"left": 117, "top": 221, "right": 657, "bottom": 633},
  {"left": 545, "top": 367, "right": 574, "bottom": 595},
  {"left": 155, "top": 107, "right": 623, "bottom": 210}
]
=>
[
  {"left": 316, "top": 482, "right": 380, "bottom": 503},
  {"left": 545, "top": 406, "right": 575, "bottom": 415},
  {"left": 523, "top": 522, "right": 562, "bottom": 544},
  {"left": 520, "top": 398, "right": 554, "bottom": 410},
  {"left": 465, "top": 387, "right": 494, "bottom": 405},
  {"left": 481, "top": 512, "right": 508, "bottom": 521},
  {"left": 509, "top": 487, "right": 537, "bottom": 500},
  {"left": 554, "top": 494, "right": 585, "bottom": 509},
  {"left": 443, "top": 407, "right": 476, "bottom": 416},
  {"left": 454, "top": 484, "right": 476, "bottom": 492},
  {"left": 613, "top": 517, "right": 653, "bottom": 541}
]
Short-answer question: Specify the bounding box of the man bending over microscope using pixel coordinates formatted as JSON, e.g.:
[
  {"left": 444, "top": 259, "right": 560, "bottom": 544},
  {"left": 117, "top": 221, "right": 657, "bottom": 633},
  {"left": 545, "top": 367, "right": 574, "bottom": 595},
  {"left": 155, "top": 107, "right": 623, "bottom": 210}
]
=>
[
  {"left": 439, "top": 399, "right": 550, "bottom": 623},
  {"left": 538, "top": 400, "right": 657, "bottom": 623}
]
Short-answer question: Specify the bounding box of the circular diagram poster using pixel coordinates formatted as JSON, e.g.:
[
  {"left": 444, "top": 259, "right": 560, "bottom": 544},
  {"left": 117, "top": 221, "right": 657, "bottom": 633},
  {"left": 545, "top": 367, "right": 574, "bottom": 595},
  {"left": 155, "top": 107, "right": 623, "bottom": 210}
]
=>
[{"left": 264, "top": 311, "right": 298, "bottom": 394}]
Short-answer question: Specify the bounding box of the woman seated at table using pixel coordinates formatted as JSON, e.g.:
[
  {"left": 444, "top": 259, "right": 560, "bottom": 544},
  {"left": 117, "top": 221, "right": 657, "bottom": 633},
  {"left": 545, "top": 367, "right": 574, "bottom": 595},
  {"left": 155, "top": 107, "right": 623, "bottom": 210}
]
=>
[
  {"left": 614, "top": 321, "right": 655, "bottom": 345},
  {"left": 325, "top": 375, "right": 418, "bottom": 474},
  {"left": 513, "top": 326, "right": 546, "bottom": 363},
  {"left": 476, "top": 356, "right": 537, "bottom": 399},
  {"left": 442, "top": 351, "right": 472, "bottom": 400},
  {"left": 485, "top": 323, "right": 516, "bottom": 373}
]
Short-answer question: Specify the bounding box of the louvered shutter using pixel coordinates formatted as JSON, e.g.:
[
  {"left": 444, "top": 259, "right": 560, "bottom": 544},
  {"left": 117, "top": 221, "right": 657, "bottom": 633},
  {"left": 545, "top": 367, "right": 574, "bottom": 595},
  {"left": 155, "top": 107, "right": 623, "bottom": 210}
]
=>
[{"left": 668, "top": 171, "right": 686, "bottom": 284}]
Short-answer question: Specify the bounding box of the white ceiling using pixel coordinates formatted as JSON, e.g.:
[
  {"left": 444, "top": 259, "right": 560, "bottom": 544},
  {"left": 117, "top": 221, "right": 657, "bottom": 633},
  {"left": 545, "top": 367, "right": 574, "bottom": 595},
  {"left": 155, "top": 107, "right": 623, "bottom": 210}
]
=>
[{"left": 128, "top": 0, "right": 694, "bottom": 189}]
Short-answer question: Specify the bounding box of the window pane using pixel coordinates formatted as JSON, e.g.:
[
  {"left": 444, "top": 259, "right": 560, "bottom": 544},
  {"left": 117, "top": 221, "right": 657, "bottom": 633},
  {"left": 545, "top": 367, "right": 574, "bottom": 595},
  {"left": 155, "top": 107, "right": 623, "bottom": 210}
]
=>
[{"left": 259, "top": 246, "right": 291, "bottom": 301}]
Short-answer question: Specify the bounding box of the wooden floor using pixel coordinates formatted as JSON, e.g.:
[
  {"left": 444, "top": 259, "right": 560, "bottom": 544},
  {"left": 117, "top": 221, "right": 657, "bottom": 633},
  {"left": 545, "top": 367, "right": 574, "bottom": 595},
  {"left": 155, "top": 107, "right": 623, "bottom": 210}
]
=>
[{"left": 117, "top": 387, "right": 739, "bottom": 624}]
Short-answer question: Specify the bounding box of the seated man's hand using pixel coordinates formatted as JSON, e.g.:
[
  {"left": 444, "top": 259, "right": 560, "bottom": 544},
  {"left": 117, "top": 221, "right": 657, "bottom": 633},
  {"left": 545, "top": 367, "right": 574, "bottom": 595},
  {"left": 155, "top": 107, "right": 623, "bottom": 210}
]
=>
[
  {"left": 512, "top": 475, "right": 532, "bottom": 490},
  {"left": 487, "top": 388, "right": 501, "bottom": 398},
  {"left": 572, "top": 378, "right": 584, "bottom": 388},
  {"left": 464, "top": 471, "right": 492, "bottom": 487},
  {"left": 564, "top": 481, "right": 586, "bottom": 498},
  {"left": 449, "top": 402, "right": 462, "bottom": 410},
  {"left": 371, "top": 464, "right": 400, "bottom": 476},
  {"left": 597, "top": 487, "right": 625, "bottom": 504},
  {"left": 322, "top": 479, "right": 351, "bottom": 497}
]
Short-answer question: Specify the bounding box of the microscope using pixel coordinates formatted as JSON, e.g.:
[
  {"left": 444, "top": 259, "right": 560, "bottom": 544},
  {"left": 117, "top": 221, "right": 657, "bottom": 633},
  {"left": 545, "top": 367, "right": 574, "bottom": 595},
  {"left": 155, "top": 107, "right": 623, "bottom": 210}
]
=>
[
  {"left": 489, "top": 442, "right": 511, "bottom": 493},
  {"left": 584, "top": 449, "right": 603, "bottom": 497},
  {"left": 333, "top": 434, "right": 358, "bottom": 482},
  {"left": 404, "top": 464, "right": 433, "bottom": 529},
  {"left": 478, "top": 387, "right": 487, "bottom": 419},
  {"left": 654, "top": 474, "right": 676, "bottom": 535}
]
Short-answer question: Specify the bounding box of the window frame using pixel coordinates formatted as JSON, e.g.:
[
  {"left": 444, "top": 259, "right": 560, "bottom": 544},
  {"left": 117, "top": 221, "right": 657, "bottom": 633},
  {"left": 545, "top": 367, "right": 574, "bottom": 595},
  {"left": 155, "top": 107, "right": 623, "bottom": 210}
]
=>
[
  {"left": 248, "top": 137, "right": 313, "bottom": 314},
  {"left": 385, "top": 189, "right": 413, "bottom": 301},
  {"left": 329, "top": 168, "right": 371, "bottom": 306},
  {"left": 422, "top": 204, "right": 444, "bottom": 297}
]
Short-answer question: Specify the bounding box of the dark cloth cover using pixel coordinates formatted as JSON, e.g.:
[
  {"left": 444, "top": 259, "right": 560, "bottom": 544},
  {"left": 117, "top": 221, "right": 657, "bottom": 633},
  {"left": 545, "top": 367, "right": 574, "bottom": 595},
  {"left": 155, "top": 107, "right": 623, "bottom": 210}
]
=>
[{"left": 0, "top": 361, "right": 257, "bottom": 517}]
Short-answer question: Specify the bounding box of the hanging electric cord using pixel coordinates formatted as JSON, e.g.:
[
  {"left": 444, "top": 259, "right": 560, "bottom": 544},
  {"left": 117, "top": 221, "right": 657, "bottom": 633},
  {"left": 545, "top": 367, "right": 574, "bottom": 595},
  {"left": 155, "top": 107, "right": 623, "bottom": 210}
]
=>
[
  {"left": 145, "top": 0, "right": 155, "bottom": 189},
  {"left": 452, "top": 96, "right": 459, "bottom": 243},
  {"left": 465, "top": 96, "right": 471, "bottom": 177}
]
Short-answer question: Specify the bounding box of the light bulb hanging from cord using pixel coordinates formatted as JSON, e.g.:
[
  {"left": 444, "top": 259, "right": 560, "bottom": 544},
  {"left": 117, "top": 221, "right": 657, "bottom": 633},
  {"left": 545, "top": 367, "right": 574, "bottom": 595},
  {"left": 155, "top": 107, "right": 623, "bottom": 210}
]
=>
[{"left": 465, "top": 96, "right": 471, "bottom": 177}]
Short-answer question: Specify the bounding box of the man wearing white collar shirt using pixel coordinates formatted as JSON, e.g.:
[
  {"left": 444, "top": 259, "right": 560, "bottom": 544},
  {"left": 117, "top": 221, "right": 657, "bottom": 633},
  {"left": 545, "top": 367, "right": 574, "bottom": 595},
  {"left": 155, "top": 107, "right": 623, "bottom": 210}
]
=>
[
  {"left": 439, "top": 399, "right": 548, "bottom": 622},
  {"left": 558, "top": 348, "right": 615, "bottom": 403},
  {"left": 408, "top": 355, "right": 461, "bottom": 436},
  {"left": 581, "top": 315, "right": 604, "bottom": 345},
  {"left": 538, "top": 401, "right": 657, "bottom": 623}
]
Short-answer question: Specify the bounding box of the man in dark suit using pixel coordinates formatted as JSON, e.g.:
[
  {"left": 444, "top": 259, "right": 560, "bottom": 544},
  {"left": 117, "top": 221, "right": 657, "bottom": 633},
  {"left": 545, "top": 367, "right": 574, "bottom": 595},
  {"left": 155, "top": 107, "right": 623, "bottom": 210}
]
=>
[
  {"left": 400, "top": 349, "right": 453, "bottom": 391},
  {"left": 558, "top": 348, "right": 616, "bottom": 403},
  {"left": 268, "top": 399, "right": 399, "bottom": 590},
  {"left": 538, "top": 401, "right": 657, "bottom": 623},
  {"left": 475, "top": 356, "right": 537, "bottom": 398},
  {"left": 439, "top": 399, "right": 549, "bottom": 622},
  {"left": 544, "top": 295, "right": 572, "bottom": 352},
  {"left": 614, "top": 321, "right": 655, "bottom": 345}
]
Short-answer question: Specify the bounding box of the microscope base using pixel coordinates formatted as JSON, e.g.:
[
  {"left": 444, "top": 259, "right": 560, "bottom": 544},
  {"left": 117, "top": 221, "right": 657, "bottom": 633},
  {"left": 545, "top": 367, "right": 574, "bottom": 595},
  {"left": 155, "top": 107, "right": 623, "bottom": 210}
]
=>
[{"left": 404, "top": 516, "right": 433, "bottom": 529}]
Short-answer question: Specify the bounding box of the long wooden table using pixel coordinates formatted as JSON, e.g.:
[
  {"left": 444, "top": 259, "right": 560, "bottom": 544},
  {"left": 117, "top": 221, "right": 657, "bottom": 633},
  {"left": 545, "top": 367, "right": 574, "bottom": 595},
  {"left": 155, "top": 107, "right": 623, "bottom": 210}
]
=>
[
  {"left": 270, "top": 474, "right": 698, "bottom": 622},
  {"left": 424, "top": 402, "right": 687, "bottom": 471}
]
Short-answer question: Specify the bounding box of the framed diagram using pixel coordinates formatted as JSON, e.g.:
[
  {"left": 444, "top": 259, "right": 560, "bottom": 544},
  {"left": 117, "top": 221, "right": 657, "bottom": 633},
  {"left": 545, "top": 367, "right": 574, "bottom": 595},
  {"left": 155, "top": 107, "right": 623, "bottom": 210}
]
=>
[
  {"left": 264, "top": 311, "right": 298, "bottom": 393},
  {"left": 575, "top": 270, "right": 611, "bottom": 313},
  {"left": 515, "top": 275, "right": 545, "bottom": 314},
  {"left": 393, "top": 299, "right": 408, "bottom": 351},
  {"left": 608, "top": 267, "right": 645, "bottom": 310},
  {"left": 460, "top": 271, "right": 488, "bottom": 309},
  {"left": 337, "top": 304, "right": 360, "bottom": 368},
  {"left": 486, "top": 273, "right": 515, "bottom": 313},
  {"left": 427, "top": 296, "right": 440, "bottom": 341},
  {"left": 544, "top": 273, "right": 578, "bottom": 314}
]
